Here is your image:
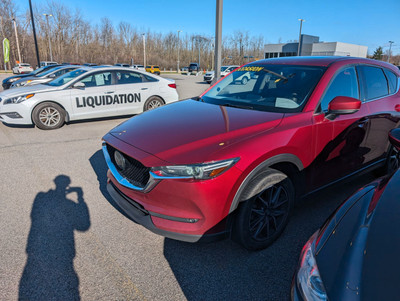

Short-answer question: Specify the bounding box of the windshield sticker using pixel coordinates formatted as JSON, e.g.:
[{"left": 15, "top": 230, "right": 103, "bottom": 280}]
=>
[
  {"left": 76, "top": 93, "right": 141, "bottom": 108},
  {"left": 236, "top": 66, "right": 264, "bottom": 72}
]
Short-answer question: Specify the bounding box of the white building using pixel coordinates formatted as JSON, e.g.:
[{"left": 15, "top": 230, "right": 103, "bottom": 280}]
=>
[{"left": 264, "top": 35, "right": 368, "bottom": 58}]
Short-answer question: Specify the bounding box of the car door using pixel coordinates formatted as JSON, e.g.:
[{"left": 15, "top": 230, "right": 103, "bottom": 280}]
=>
[
  {"left": 70, "top": 70, "right": 117, "bottom": 120},
  {"left": 357, "top": 65, "right": 400, "bottom": 164},
  {"left": 309, "top": 66, "right": 370, "bottom": 190},
  {"left": 114, "top": 70, "right": 155, "bottom": 115}
]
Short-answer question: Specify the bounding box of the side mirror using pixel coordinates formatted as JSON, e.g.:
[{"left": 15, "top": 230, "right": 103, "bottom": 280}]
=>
[
  {"left": 326, "top": 96, "right": 361, "bottom": 120},
  {"left": 72, "top": 82, "right": 85, "bottom": 89},
  {"left": 389, "top": 128, "right": 400, "bottom": 151}
]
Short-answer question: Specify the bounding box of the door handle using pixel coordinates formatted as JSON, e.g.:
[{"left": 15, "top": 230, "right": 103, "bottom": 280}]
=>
[
  {"left": 141, "top": 88, "right": 148, "bottom": 90},
  {"left": 104, "top": 91, "right": 114, "bottom": 94},
  {"left": 395, "top": 104, "right": 400, "bottom": 112}
]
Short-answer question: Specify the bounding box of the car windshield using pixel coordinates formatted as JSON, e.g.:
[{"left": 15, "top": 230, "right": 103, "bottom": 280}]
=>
[
  {"left": 202, "top": 64, "right": 326, "bottom": 113},
  {"left": 221, "top": 66, "right": 229, "bottom": 72},
  {"left": 46, "top": 69, "right": 87, "bottom": 87},
  {"left": 37, "top": 66, "right": 64, "bottom": 77},
  {"left": 31, "top": 66, "right": 48, "bottom": 75}
]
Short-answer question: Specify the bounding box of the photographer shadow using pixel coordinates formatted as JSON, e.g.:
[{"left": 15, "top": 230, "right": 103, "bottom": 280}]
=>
[{"left": 19, "top": 175, "right": 90, "bottom": 300}]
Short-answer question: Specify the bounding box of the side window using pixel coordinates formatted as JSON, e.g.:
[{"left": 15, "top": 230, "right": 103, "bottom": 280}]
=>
[
  {"left": 116, "top": 71, "right": 143, "bottom": 85},
  {"left": 384, "top": 69, "right": 398, "bottom": 94},
  {"left": 320, "top": 67, "right": 359, "bottom": 112},
  {"left": 357, "top": 65, "right": 388, "bottom": 100},
  {"left": 79, "top": 72, "right": 113, "bottom": 88},
  {"left": 144, "top": 74, "right": 158, "bottom": 82}
]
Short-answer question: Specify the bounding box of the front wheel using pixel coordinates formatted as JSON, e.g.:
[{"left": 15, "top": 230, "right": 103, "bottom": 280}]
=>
[
  {"left": 143, "top": 96, "right": 164, "bottom": 111},
  {"left": 32, "top": 102, "right": 65, "bottom": 130},
  {"left": 232, "top": 169, "right": 294, "bottom": 251}
]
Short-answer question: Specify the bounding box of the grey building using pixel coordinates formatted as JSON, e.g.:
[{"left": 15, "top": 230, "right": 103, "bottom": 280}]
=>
[{"left": 265, "top": 34, "right": 368, "bottom": 58}]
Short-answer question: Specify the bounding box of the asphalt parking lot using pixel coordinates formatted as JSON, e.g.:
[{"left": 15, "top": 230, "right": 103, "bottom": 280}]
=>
[{"left": 0, "top": 72, "right": 376, "bottom": 300}]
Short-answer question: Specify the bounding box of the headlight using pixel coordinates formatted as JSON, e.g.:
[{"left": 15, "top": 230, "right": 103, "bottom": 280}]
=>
[
  {"left": 3, "top": 94, "right": 35, "bottom": 105},
  {"left": 14, "top": 80, "right": 30, "bottom": 87},
  {"left": 297, "top": 232, "right": 328, "bottom": 301},
  {"left": 151, "top": 158, "right": 239, "bottom": 180},
  {"left": 8, "top": 77, "right": 21, "bottom": 83}
]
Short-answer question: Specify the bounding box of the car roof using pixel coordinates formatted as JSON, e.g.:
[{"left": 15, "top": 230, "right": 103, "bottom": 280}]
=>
[{"left": 249, "top": 56, "right": 396, "bottom": 68}]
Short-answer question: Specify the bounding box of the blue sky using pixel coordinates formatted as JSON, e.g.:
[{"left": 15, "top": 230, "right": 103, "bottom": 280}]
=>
[{"left": 15, "top": 0, "right": 400, "bottom": 55}]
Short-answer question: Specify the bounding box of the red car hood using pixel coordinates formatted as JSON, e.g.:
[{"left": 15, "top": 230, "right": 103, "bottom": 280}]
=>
[{"left": 109, "top": 99, "right": 283, "bottom": 164}]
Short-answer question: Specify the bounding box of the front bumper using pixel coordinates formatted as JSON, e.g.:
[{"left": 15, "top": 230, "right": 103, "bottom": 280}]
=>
[
  {"left": 107, "top": 180, "right": 228, "bottom": 242},
  {"left": 0, "top": 102, "right": 33, "bottom": 125}
]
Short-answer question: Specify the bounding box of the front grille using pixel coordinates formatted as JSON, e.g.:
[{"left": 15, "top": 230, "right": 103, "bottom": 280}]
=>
[{"left": 106, "top": 144, "right": 151, "bottom": 188}]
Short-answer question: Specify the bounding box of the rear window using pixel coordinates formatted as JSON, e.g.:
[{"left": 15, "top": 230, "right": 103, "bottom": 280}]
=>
[
  {"left": 154, "top": 66, "right": 159, "bottom": 69},
  {"left": 21, "top": 64, "right": 30, "bottom": 67},
  {"left": 357, "top": 65, "right": 388, "bottom": 100},
  {"left": 384, "top": 69, "right": 398, "bottom": 94}
]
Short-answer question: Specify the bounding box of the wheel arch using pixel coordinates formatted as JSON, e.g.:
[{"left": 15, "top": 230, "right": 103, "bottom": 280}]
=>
[
  {"left": 229, "top": 154, "right": 304, "bottom": 214},
  {"left": 31, "top": 100, "right": 69, "bottom": 123}
]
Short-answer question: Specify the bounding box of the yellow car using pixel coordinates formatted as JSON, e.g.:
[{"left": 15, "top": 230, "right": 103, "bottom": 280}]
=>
[{"left": 146, "top": 65, "right": 161, "bottom": 75}]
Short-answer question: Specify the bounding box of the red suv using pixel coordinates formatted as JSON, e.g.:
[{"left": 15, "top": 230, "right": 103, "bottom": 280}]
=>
[{"left": 102, "top": 57, "right": 400, "bottom": 250}]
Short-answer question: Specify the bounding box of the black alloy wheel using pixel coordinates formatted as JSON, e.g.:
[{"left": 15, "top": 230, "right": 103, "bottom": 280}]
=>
[
  {"left": 233, "top": 168, "right": 294, "bottom": 251},
  {"left": 248, "top": 185, "right": 290, "bottom": 242}
]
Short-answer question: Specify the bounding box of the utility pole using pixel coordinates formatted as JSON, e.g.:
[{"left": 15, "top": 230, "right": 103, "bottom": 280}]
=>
[
  {"left": 11, "top": 18, "right": 22, "bottom": 63},
  {"left": 213, "top": 0, "right": 223, "bottom": 83},
  {"left": 297, "top": 18, "right": 305, "bottom": 56},
  {"left": 177, "top": 30, "right": 182, "bottom": 72},
  {"left": 142, "top": 33, "right": 146, "bottom": 67},
  {"left": 388, "top": 41, "right": 394, "bottom": 63},
  {"left": 43, "top": 14, "right": 53, "bottom": 61},
  {"left": 29, "top": 0, "right": 40, "bottom": 68}
]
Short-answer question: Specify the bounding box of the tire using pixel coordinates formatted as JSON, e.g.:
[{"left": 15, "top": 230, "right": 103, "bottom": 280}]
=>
[
  {"left": 232, "top": 168, "right": 294, "bottom": 251},
  {"left": 32, "top": 102, "right": 65, "bottom": 130},
  {"left": 374, "top": 145, "right": 399, "bottom": 177},
  {"left": 241, "top": 76, "right": 249, "bottom": 85},
  {"left": 143, "top": 96, "right": 164, "bottom": 111}
]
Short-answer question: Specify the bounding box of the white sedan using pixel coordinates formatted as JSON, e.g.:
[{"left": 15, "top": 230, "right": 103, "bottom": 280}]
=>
[
  {"left": 0, "top": 66, "right": 179, "bottom": 130},
  {"left": 12, "top": 63, "right": 34, "bottom": 74}
]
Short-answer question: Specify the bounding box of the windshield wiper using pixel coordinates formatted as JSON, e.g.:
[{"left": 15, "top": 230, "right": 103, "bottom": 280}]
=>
[{"left": 221, "top": 103, "right": 253, "bottom": 110}]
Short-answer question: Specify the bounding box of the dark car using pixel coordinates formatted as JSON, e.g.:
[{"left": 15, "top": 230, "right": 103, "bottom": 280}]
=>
[
  {"left": 102, "top": 56, "right": 400, "bottom": 250},
  {"left": 188, "top": 62, "right": 200, "bottom": 72},
  {"left": 292, "top": 128, "right": 400, "bottom": 301},
  {"left": 2, "top": 64, "right": 62, "bottom": 90}
]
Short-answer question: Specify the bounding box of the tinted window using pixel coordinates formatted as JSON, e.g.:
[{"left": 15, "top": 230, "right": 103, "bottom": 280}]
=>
[
  {"left": 46, "top": 69, "right": 87, "bottom": 87},
  {"left": 358, "top": 65, "right": 388, "bottom": 100},
  {"left": 384, "top": 69, "right": 398, "bottom": 94},
  {"left": 116, "top": 71, "right": 143, "bottom": 84},
  {"left": 203, "top": 64, "right": 326, "bottom": 113},
  {"left": 79, "top": 72, "right": 113, "bottom": 87},
  {"left": 320, "top": 67, "right": 359, "bottom": 111},
  {"left": 144, "top": 75, "right": 158, "bottom": 82}
]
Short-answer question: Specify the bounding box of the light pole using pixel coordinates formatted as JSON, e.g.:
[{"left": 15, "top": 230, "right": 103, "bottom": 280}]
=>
[
  {"left": 29, "top": 0, "right": 40, "bottom": 68},
  {"left": 177, "top": 30, "right": 182, "bottom": 72},
  {"left": 297, "top": 18, "right": 305, "bottom": 56},
  {"left": 142, "top": 33, "right": 146, "bottom": 67},
  {"left": 214, "top": 0, "right": 223, "bottom": 83},
  {"left": 11, "top": 18, "right": 22, "bottom": 63},
  {"left": 388, "top": 41, "right": 394, "bottom": 63},
  {"left": 43, "top": 13, "right": 53, "bottom": 61}
]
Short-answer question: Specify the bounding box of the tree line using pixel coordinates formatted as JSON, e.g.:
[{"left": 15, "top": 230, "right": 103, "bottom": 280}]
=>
[{"left": 0, "top": 0, "right": 265, "bottom": 70}]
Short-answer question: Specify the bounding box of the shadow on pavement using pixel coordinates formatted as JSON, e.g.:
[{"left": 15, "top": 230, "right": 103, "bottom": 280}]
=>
[
  {"left": 163, "top": 172, "right": 375, "bottom": 301},
  {"left": 19, "top": 175, "right": 90, "bottom": 300}
]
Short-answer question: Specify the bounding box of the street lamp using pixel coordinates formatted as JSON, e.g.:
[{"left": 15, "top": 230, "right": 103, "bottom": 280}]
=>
[
  {"left": 11, "top": 17, "right": 22, "bottom": 63},
  {"left": 43, "top": 13, "right": 53, "bottom": 61},
  {"left": 297, "top": 18, "right": 305, "bottom": 56},
  {"left": 142, "top": 33, "right": 146, "bottom": 67},
  {"left": 388, "top": 41, "right": 394, "bottom": 63},
  {"left": 177, "top": 30, "right": 182, "bottom": 72}
]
